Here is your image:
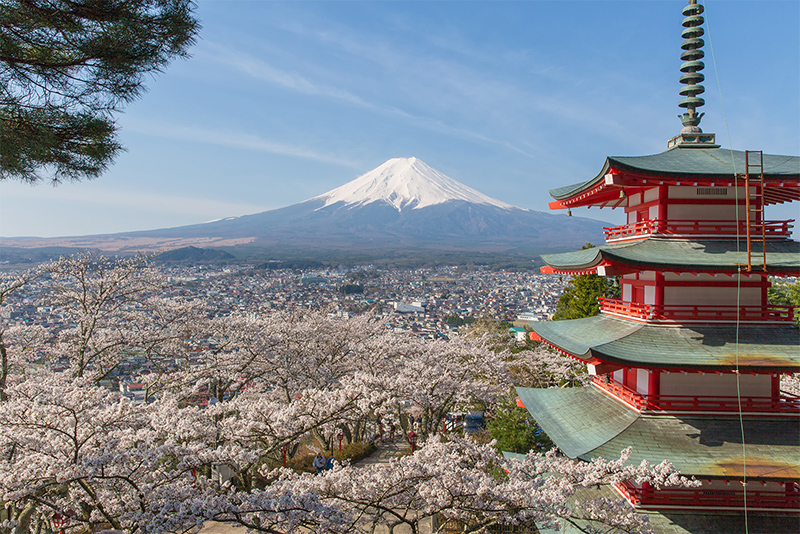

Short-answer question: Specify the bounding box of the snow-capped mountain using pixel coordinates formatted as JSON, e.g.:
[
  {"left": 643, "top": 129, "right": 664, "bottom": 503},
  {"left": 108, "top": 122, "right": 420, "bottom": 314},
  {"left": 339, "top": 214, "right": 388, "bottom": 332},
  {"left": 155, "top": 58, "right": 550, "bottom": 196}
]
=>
[
  {"left": 1, "top": 158, "right": 607, "bottom": 259},
  {"left": 311, "top": 157, "right": 519, "bottom": 212}
]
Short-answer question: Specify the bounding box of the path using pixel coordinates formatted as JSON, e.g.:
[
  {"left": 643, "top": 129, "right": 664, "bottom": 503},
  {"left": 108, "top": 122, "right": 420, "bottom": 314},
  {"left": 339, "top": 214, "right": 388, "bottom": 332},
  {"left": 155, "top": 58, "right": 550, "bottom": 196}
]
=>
[
  {"left": 352, "top": 437, "right": 435, "bottom": 534},
  {"left": 198, "top": 438, "right": 436, "bottom": 534},
  {"left": 353, "top": 436, "right": 410, "bottom": 467}
]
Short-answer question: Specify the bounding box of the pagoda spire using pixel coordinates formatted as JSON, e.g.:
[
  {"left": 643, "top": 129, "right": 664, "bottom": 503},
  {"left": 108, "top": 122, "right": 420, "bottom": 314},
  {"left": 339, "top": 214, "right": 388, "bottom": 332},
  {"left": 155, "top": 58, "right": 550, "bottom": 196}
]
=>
[{"left": 668, "top": 0, "right": 717, "bottom": 148}]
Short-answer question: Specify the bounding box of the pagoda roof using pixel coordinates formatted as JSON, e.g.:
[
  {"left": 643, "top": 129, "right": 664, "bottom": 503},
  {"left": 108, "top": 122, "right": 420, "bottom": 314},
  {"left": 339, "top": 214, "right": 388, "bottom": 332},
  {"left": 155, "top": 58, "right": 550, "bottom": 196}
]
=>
[
  {"left": 540, "top": 238, "right": 800, "bottom": 276},
  {"left": 531, "top": 314, "right": 800, "bottom": 372},
  {"left": 549, "top": 148, "right": 800, "bottom": 208},
  {"left": 516, "top": 386, "right": 800, "bottom": 480}
]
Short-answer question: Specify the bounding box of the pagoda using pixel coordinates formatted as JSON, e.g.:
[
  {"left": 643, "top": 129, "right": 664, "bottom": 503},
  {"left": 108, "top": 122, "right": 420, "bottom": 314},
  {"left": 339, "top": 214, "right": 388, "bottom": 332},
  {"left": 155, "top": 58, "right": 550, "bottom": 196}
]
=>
[{"left": 517, "top": 0, "right": 800, "bottom": 529}]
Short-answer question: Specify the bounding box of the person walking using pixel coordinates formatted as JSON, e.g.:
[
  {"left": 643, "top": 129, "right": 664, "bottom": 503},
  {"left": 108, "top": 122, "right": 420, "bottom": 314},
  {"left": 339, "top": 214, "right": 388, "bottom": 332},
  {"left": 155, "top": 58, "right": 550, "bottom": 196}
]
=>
[{"left": 312, "top": 452, "right": 325, "bottom": 474}]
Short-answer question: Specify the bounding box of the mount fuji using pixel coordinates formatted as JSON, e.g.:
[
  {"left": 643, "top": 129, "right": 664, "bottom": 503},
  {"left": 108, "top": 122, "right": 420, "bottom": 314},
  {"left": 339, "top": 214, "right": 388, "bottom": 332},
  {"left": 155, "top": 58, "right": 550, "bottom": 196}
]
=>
[
  {"left": 1, "top": 157, "right": 607, "bottom": 262},
  {"left": 311, "top": 157, "right": 518, "bottom": 212}
]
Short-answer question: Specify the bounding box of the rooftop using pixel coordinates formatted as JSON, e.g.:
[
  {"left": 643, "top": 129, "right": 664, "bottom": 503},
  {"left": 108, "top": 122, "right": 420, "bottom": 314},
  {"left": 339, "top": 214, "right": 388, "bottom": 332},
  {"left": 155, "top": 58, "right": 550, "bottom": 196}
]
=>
[
  {"left": 540, "top": 238, "right": 800, "bottom": 276},
  {"left": 548, "top": 148, "right": 800, "bottom": 209},
  {"left": 530, "top": 314, "right": 800, "bottom": 372},
  {"left": 516, "top": 386, "right": 800, "bottom": 480}
]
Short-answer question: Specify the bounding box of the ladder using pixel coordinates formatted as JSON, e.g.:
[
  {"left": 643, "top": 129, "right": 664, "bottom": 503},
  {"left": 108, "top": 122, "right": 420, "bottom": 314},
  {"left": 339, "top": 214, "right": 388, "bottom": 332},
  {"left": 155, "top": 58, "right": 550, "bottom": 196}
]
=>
[{"left": 743, "top": 150, "right": 766, "bottom": 272}]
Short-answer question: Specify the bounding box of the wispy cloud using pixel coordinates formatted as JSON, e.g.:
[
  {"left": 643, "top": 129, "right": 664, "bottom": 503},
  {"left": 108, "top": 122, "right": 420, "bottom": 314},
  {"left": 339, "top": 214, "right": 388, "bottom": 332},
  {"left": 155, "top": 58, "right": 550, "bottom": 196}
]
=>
[
  {"left": 270, "top": 17, "right": 661, "bottom": 150},
  {"left": 201, "top": 42, "right": 370, "bottom": 107},
  {"left": 202, "top": 40, "right": 546, "bottom": 159},
  {"left": 122, "top": 117, "right": 362, "bottom": 168}
]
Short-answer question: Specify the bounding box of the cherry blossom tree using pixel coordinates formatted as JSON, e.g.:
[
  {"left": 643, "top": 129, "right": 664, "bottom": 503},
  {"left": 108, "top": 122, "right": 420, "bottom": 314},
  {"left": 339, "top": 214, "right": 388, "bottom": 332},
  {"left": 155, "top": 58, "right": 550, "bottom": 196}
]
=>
[
  {"left": 157, "top": 436, "right": 696, "bottom": 534},
  {"left": 0, "top": 265, "right": 46, "bottom": 401},
  {"left": 40, "top": 252, "right": 185, "bottom": 380},
  {"left": 141, "top": 309, "right": 396, "bottom": 453},
  {"left": 781, "top": 373, "right": 800, "bottom": 397},
  {"left": 371, "top": 335, "right": 510, "bottom": 441},
  {"left": 0, "top": 374, "right": 209, "bottom": 533},
  {"left": 505, "top": 344, "right": 589, "bottom": 389},
  {"left": 0, "top": 254, "right": 700, "bottom": 534}
]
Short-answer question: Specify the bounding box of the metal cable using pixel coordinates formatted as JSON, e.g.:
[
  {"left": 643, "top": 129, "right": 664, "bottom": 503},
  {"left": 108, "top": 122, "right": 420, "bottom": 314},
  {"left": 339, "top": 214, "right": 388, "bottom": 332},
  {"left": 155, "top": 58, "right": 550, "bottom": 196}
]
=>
[{"left": 701, "top": 2, "right": 749, "bottom": 530}]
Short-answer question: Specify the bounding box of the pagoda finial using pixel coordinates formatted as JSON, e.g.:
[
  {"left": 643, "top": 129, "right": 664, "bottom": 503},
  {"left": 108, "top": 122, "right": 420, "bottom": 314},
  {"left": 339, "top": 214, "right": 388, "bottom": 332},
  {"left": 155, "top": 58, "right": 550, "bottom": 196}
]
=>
[
  {"left": 668, "top": 0, "right": 717, "bottom": 148},
  {"left": 679, "top": 0, "right": 705, "bottom": 129}
]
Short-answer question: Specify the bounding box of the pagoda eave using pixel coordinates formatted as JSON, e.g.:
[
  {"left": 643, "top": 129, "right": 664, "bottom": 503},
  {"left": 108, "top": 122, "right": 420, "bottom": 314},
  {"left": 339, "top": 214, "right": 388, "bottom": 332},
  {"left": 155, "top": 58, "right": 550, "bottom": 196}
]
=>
[
  {"left": 540, "top": 238, "right": 800, "bottom": 277},
  {"left": 549, "top": 149, "right": 800, "bottom": 208},
  {"left": 531, "top": 315, "right": 800, "bottom": 373},
  {"left": 516, "top": 387, "right": 800, "bottom": 481},
  {"left": 540, "top": 260, "right": 637, "bottom": 276},
  {"left": 538, "top": 336, "right": 800, "bottom": 375}
]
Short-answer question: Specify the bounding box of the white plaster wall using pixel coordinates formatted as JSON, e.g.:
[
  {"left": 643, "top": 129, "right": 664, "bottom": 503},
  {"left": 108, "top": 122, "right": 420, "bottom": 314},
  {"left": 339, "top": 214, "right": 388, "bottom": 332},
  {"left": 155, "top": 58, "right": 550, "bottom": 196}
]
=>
[
  {"left": 643, "top": 188, "right": 659, "bottom": 203},
  {"left": 628, "top": 192, "right": 642, "bottom": 207},
  {"left": 664, "top": 273, "right": 760, "bottom": 283},
  {"left": 649, "top": 205, "right": 659, "bottom": 219},
  {"left": 622, "top": 283, "right": 632, "bottom": 302},
  {"left": 613, "top": 369, "right": 624, "bottom": 383},
  {"left": 636, "top": 369, "right": 649, "bottom": 395},
  {"left": 659, "top": 372, "right": 770, "bottom": 397},
  {"left": 644, "top": 285, "right": 656, "bottom": 305},
  {"left": 663, "top": 286, "right": 761, "bottom": 306},
  {"left": 667, "top": 203, "right": 745, "bottom": 221}
]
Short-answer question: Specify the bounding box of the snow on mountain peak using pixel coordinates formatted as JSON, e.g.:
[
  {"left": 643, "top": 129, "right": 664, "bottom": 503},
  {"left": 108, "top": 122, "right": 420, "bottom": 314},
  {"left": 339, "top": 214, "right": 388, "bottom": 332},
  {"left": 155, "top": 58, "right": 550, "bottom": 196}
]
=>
[{"left": 311, "top": 157, "right": 522, "bottom": 212}]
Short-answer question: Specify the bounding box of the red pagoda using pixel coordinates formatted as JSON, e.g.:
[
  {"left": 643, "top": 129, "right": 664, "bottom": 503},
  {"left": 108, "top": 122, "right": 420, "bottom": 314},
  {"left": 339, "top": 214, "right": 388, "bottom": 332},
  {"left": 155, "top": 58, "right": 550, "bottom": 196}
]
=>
[{"left": 517, "top": 1, "right": 800, "bottom": 530}]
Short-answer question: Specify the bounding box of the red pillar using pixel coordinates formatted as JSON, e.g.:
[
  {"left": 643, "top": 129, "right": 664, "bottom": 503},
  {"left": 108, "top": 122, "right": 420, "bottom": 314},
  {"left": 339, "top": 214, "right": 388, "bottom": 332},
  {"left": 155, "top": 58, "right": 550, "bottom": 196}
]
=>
[
  {"left": 648, "top": 370, "right": 660, "bottom": 396},
  {"left": 657, "top": 185, "right": 669, "bottom": 229},
  {"left": 654, "top": 271, "right": 665, "bottom": 317},
  {"left": 647, "top": 369, "right": 660, "bottom": 409},
  {"left": 771, "top": 374, "right": 780, "bottom": 400},
  {"left": 641, "top": 481, "right": 653, "bottom": 504}
]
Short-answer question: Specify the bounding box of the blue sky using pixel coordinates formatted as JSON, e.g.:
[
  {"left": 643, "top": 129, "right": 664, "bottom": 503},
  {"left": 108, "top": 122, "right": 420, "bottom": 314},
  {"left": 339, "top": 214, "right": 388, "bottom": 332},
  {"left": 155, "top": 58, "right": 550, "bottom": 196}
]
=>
[{"left": 1, "top": 0, "right": 798, "bottom": 238}]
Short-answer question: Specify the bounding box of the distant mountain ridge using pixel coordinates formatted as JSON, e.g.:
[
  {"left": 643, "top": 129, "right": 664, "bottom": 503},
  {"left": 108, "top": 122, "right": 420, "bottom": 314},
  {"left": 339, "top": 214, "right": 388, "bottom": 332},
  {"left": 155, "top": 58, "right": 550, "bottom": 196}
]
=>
[{"left": 0, "top": 157, "right": 607, "bottom": 261}]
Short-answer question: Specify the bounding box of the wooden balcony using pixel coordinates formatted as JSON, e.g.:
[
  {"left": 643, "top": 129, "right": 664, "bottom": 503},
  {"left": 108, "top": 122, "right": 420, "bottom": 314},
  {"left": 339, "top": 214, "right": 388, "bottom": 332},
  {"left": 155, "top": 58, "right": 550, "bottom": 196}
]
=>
[
  {"left": 603, "top": 219, "right": 794, "bottom": 242},
  {"left": 598, "top": 297, "right": 796, "bottom": 324},
  {"left": 617, "top": 480, "right": 800, "bottom": 510},
  {"left": 592, "top": 376, "right": 800, "bottom": 414}
]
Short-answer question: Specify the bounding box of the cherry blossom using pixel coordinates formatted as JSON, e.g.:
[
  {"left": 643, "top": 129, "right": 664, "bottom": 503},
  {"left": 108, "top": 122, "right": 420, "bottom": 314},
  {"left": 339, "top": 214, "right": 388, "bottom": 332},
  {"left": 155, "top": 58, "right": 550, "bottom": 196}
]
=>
[{"left": 0, "top": 254, "right": 702, "bottom": 534}]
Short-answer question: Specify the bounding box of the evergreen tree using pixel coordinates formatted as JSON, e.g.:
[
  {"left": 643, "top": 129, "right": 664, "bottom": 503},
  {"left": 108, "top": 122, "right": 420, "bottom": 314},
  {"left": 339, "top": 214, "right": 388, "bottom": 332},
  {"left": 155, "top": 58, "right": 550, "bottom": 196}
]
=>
[
  {"left": 486, "top": 397, "right": 553, "bottom": 453},
  {"left": 768, "top": 278, "right": 800, "bottom": 324},
  {"left": 0, "top": 1, "right": 199, "bottom": 183},
  {"left": 552, "top": 244, "right": 618, "bottom": 320},
  {"left": 768, "top": 278, "right": 800, "bottom": 307}
]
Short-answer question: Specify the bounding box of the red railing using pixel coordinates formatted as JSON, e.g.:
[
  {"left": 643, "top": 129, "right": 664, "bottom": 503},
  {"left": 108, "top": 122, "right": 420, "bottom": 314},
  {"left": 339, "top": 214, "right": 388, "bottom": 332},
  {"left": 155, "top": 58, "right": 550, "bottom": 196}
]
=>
[
  {"left": 604, "top": 219, "right": 794, "bottom": 241},
  {"left": 592, "top": 376, "right": 800, "bottom": 414},
  {"left": 593, "top": 376, "right": 647, "bottom": 410},
  {"left": 598, "top": 297, "right": 796, "bottom": 323},
  {"left": 617, "top": 480, "right": 800, "bottom": 510}
]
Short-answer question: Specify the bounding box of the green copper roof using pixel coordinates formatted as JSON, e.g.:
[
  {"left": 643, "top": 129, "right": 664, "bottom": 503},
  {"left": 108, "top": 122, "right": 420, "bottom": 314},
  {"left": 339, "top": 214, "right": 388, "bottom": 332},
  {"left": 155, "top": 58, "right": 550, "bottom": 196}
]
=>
[
  {"left": 516, "top": 387, "right": 638, "bottom": 458},
  {"left": 531, "top": 315, "right": 800, "bottom": 371},
  {"left": 500, "top": 451, "right": 527, "bottom": 462},
  {"left": 589, "top": 414, "right": 800, "bottom": 480},
  {"left": 540, "top": 238, "right": 800, "bottom": 274},
  {"left": 643, "top": 510, "right": 800, "bottom": 534},
  {"left": 611, "top": 149, "right": 799, "bottom": 179},
  {"left": 549, "top": 148, "right": 800, "bottom": 200},
  {"left": 517, "top": 386, "right": 800, "bottom": 480}
]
